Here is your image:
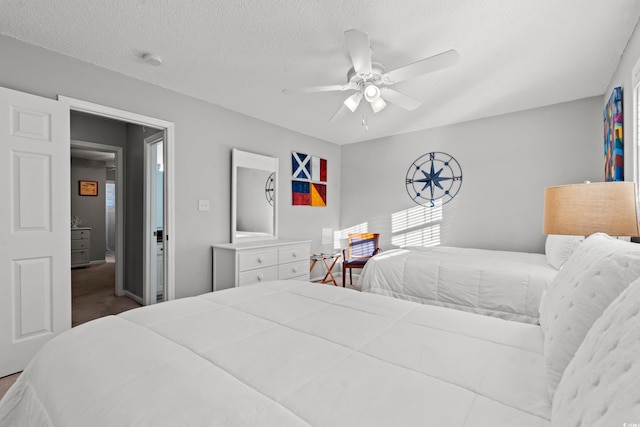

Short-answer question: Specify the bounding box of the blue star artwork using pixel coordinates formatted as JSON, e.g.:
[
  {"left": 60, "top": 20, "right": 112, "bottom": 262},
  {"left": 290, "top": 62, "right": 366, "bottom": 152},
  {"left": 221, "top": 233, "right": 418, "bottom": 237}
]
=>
[{"left": 405, "top": 152, "right": 463, "bottom": 207}]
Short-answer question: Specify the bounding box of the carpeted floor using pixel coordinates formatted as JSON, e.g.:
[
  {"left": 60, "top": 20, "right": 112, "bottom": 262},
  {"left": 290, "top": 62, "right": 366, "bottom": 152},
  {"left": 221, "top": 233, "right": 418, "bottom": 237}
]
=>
[
  {"left": 0, "top": 262, "right": 141, "bottom": 401},
  {"left": 72, "top": 261, "right": 141, "bottom": 327}
]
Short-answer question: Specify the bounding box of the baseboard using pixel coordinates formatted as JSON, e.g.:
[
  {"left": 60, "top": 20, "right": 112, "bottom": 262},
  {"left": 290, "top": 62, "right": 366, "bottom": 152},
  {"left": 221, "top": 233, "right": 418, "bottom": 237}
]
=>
[
  {"left": 89, "top": 260, "right": 106, "bottom": 265},
  {"left": 124, "top": 290, "right": 143, "bottom": 305}
]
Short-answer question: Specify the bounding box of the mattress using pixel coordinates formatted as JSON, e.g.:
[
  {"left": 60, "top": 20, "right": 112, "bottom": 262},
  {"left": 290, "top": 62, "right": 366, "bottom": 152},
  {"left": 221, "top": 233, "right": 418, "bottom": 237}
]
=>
[
  {"left": 360, "top": 246, "right": 558, "bottom": 324},
  {"left": 0, "top": 280, "right": 550, "bottom": 427}
]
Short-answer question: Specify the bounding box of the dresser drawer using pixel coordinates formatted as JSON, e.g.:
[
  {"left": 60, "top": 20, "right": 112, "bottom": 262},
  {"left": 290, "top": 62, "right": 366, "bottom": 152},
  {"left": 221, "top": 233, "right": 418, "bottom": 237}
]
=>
[
  {"left": 71, "top": 239, "right": 90, "bottom": 250},
  {"left": 71, "top": 229, "right": 91, "bottom": 240},
  {"left": 238, "top": 266, "right": 278, "bottom": 286},
  {"left": 71, "top": 249, "right": 90, "bottom": 266},
  {"left": 278, "top": 260, "right": 309, "bottom": 280},
  {"left": 278, "top": 244, "right": 308, "bottom": 264},
  {"left": 238, "top": 249, "right": 278, "bottom": 271}
]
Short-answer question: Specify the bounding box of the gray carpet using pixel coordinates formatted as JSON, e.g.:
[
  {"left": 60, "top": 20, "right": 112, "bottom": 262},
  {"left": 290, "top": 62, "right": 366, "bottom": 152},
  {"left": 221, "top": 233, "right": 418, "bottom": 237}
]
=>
[{"left": 72, "top": 262, "right": 141, "bottom": 327}]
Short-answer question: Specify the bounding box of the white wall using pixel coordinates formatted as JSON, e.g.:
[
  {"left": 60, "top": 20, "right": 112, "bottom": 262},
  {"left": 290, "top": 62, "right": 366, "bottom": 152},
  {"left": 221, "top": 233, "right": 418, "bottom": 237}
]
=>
[
  {"left": 605, "top": 18, "right": 640, "bottom": 183},
  {"left": 340, "top": 97, "right": 603, "bottom": 254},
  {"left": 0, "top": 35, "right": 341, "bottom": 298}
]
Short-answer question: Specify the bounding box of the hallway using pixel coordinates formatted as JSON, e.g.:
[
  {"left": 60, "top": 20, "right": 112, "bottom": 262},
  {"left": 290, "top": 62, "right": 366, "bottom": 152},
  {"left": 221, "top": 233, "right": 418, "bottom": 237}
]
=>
[{"left": 72, "top": 261, "right": 140, "bottom": 327}]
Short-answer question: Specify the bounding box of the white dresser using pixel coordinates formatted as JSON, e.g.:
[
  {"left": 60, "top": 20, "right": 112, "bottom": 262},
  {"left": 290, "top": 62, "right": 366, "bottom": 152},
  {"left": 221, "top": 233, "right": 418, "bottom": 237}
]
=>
[
  {"left": 71, "top": 227, "right": 91, "bottom": 268},
  {"left": 212, "top": 239, "right": 310, "bottom": 291}
]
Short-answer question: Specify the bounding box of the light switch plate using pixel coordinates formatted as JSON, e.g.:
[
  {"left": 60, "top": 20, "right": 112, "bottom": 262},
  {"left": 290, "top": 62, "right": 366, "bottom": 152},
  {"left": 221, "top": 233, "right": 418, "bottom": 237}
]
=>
[{"left": 198, "top": 199, "right": 210, "bottom": 211}]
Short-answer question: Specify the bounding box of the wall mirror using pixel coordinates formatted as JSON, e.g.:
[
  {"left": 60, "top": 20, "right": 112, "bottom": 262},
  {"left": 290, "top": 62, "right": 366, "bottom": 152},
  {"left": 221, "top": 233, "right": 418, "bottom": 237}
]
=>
[{"left": 231, "top": 149, "right": 278, "bottom": 243}]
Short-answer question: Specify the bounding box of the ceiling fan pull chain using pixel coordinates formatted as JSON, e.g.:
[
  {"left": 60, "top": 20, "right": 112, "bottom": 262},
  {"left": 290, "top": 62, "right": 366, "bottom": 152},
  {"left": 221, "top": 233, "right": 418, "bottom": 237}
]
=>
[{"left": 362, "top": 113, "right": 369, "bottom": 132}]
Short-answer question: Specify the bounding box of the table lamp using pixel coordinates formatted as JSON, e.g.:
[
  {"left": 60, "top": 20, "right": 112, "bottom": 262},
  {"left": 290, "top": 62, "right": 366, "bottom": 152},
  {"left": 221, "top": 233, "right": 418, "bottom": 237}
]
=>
[{"left": 543, "top": 181, "right": 640, "bottom": 237}]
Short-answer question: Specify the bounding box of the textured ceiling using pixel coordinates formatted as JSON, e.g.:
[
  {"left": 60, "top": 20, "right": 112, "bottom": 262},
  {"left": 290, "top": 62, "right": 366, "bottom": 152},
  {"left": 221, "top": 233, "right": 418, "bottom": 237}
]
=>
[{"left": 1, "top": 1, "right": 639, "bottom": 145}]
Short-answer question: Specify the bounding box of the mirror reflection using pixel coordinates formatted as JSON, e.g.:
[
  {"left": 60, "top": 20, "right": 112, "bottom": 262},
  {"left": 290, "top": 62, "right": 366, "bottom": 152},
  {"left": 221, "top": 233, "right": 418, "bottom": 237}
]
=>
[
  {"left": 231, "top": 149, "right": 278, "bottom": 242},
  {"left": 236, "top": 167, "right": 274, "bottom": 238}
]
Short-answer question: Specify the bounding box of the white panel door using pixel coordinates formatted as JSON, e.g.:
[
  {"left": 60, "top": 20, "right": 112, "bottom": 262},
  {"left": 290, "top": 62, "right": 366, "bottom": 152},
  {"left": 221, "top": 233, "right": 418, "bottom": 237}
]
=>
[{"left": 0, "top": 86, "right": 70, "bottom": 377}]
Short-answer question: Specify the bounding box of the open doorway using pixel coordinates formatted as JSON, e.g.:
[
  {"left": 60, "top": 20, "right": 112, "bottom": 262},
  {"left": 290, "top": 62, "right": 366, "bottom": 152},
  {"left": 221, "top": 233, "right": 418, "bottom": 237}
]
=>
[
  {"left": 70, "top": 139, "right": 138, "bottom": 326},
  {"left": 61, "top": 96, "right": 176, "bottom": 305},
  {"left": 65, "top": 99, "right": 175, "bottom": 326}
]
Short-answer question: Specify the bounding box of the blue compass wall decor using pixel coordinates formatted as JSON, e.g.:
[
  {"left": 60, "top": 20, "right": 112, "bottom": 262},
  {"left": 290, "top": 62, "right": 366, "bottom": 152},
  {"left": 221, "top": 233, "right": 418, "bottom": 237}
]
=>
[{"left": 405, "top": 152, "right": 463, "bottom": 207}]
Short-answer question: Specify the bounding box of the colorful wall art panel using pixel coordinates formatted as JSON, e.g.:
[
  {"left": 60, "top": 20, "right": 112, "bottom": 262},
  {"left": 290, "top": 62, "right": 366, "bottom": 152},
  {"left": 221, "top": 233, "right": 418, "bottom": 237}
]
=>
[
  {"left": 604, "top": 86, "right": 623, "bottom": 182},
  {"left": 310, "top": 183, "right": 327, "bottom": 206},
  {"left": 292, "top": 152, "right": 311, "bottom": 180},
  {"left": 291, "top": 152, "right": 327, "bottom": 206},
  {"left": 292, "top": 180, "right": 310, "bottom": 205}
]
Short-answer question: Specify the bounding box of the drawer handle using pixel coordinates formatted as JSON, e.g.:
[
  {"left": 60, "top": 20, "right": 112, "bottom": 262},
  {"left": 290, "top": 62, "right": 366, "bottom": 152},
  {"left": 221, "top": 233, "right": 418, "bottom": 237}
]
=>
[
  {"left": 257, "top": 273, "right": 264, "bottom": 281},
  {"left": 292, "top": 252, "right": 297, "bottom": 258},
  {"left": 292, "top": 267, "right": 298, "bottom": 273},
  {"left": 257, "top": 256, "right": 264, "bottom": 264}
]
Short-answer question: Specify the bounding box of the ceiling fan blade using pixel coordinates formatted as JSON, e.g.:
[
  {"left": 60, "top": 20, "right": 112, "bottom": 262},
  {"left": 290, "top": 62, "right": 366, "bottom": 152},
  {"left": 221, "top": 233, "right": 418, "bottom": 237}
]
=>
[
  {"left": 344, "top": 29, "right": 372, "bottom": 75},
  {"left": 382, "top": 49, "right": 460, "bottom": 84},
  {"left": 380, "top": 87, "right": 422, "bottom": 110},
  {"left": 282, "top": 83, "right": 354, "bottom": 95},
  {"left": 329, "top": 104, "right": 349, "bottom": 122}
]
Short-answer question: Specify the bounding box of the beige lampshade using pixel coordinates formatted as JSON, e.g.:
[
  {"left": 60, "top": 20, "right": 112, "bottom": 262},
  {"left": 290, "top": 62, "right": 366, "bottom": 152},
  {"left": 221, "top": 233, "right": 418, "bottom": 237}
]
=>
[{"left": 543, "top": 182, "right": 640, "bottom": 236}]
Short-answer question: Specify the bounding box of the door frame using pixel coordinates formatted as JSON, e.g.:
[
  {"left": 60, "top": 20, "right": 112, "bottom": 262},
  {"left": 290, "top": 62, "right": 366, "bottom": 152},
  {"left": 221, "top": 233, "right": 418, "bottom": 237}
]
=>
[
  {"left": 70, "top": 140, "right": 125, "bottom": 296},
  {"left": 58, "top": 96, "right": 176, "bottom": 301},
  {"left": 143, "top": 131, "right": 164, "bottom": 305}
]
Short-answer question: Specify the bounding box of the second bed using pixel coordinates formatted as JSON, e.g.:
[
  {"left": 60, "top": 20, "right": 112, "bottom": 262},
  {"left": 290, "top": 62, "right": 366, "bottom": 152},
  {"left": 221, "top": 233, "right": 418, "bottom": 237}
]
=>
[{"left": 359, "top": 246, "right": 558, "bottom": 324}]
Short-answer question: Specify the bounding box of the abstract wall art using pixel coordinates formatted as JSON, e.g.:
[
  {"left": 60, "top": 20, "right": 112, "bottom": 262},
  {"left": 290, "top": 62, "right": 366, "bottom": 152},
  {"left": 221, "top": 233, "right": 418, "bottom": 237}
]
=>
[
  {"left": 292, "top": 152, "right": 327, "bottom": 206},
  {"left": 604, "top": 86, "right": 623, "bottom": 182}
]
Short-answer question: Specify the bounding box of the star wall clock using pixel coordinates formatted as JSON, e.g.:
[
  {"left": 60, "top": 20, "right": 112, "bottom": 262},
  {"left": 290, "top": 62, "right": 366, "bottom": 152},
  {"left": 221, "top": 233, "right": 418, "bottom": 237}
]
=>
[
  {"left": 405, "top": 152, "right": 463, "bottom": 207},
  {"left": 265, "top": 172, "right": 275, "bottom": 206}
]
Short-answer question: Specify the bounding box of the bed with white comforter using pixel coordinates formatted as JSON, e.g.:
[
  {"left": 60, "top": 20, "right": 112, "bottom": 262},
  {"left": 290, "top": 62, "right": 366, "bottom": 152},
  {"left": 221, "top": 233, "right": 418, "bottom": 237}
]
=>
[
  {"left": 2, "top": 233, "right": 639, "bottom": 427},
  {"left": 360, "top": 246, "right": 558, "bottom": 324},
  {"left": 1, "top": 280, "right": 550, "bottom": 427}
]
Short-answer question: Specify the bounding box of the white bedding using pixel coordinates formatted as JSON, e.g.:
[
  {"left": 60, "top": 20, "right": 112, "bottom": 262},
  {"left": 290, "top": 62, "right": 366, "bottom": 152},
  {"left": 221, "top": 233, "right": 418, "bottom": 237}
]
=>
[
  {"left": 360, "top": 246, "right": 557, "bottom": 324},
  {"left": 0, "top": 280, "right": 550, "bottom": 427}
]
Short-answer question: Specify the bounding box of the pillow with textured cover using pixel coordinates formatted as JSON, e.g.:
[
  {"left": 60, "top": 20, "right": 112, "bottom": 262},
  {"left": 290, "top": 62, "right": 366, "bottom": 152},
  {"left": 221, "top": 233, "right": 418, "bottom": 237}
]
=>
[
  {"left": 551, "top": 276, "right": 640, "bottom": 426},
  {"left": 544, "top": 234, "right": 584, "bottom": 270},
  {"left": 539, "top": 233, "right": 640, "bottom": 399}
]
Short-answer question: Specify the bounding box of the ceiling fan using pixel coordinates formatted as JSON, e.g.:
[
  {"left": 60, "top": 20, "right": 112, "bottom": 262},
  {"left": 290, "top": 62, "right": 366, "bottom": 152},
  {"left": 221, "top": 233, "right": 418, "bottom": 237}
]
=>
[{"left": 282, "top": 29, "right": 460, "bottom": 118}]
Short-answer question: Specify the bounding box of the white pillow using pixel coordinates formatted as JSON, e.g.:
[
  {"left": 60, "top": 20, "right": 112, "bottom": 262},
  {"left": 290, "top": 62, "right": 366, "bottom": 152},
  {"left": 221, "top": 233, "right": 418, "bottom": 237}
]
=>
[
  {"left": 539, "top": 233, "right": 640, "bottom": 399},
  {"left": 545, "top": 234, "right": 584, "bottom": 270},
  {"left": 551, "top": 276, "right": 640, "bottom": 426}
]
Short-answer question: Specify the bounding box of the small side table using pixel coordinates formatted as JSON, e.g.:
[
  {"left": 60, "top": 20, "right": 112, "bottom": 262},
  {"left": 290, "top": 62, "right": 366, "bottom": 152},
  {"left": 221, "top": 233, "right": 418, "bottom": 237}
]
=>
[{"left": 309, "top": 253, "right": 340, "bottom": 286}]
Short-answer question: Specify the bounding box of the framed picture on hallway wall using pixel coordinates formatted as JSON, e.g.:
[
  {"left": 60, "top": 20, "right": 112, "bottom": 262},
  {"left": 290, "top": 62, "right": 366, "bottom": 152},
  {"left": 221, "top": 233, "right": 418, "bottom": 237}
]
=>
[{"left": 79, "top": 180, "right": 98, "bottom": 196}]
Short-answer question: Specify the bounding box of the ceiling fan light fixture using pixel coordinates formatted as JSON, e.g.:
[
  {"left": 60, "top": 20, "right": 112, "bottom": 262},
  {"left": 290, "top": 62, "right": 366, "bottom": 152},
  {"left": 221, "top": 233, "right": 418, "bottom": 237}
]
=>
[
  {"left": 343, "top": 92, "right": 363, "bottom": 112},
  {"left": 371, "top": 97, "right": 387, "bottom": 113},
  {"left": 364, "top": 84, "right": 380, "bottom": 102}
]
